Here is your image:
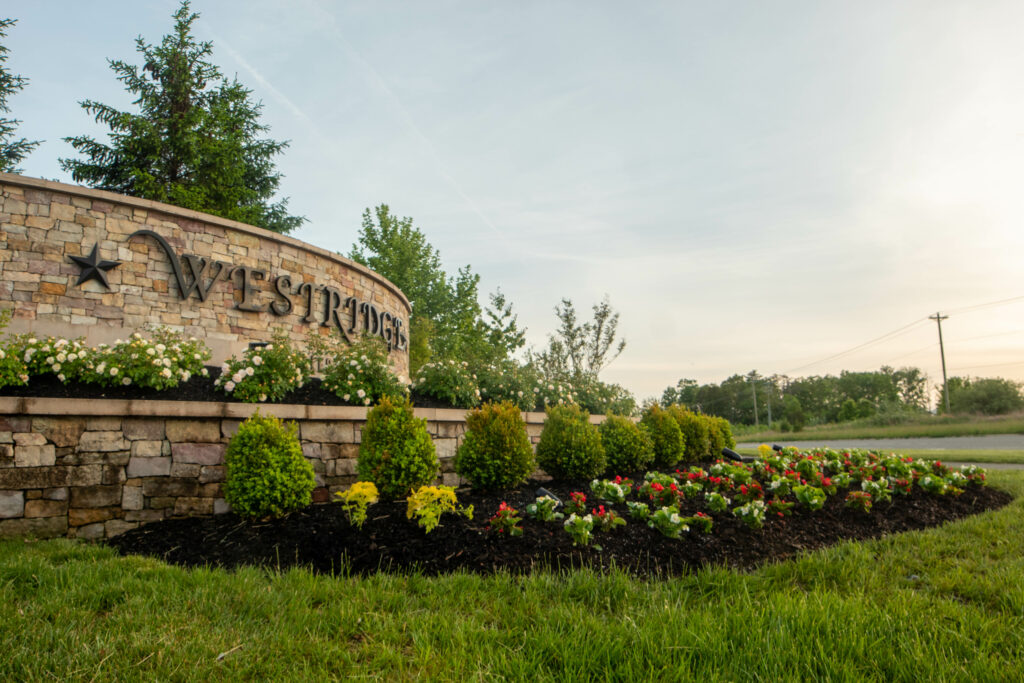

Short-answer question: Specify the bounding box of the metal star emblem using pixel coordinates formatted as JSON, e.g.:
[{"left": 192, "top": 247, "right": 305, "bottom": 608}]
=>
[{"left": 69, "top": 244, "right": 122, "bottom": 289}]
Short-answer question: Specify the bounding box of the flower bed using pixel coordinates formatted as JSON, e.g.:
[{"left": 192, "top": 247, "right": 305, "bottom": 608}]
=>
[{"left": 108, "top": 449, "right": 1009, "bottom": 578}]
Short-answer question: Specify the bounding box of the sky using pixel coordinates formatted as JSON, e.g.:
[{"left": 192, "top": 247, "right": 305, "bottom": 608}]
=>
[{"left": 5, "top": 1, "right": 1024, "bottom": 404}]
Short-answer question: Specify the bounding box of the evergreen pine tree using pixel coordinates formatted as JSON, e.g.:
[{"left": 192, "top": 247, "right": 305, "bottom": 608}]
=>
[
  {"left": 60, "top": 1, "right": 303, "bottom": 233},
  {"left": 0, "top": 18, "right": 40, "bottom": 173}
]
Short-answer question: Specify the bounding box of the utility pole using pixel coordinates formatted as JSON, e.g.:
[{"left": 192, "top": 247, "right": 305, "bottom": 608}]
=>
[
  {"left": 930, "top": 312, "right": 950, "bottom": 413},
  {"left": 751, "top": 382, "right": 759, "bottom": 428},
  {"left": 765, "top": 381, "right": 772, "bottom": 425}
]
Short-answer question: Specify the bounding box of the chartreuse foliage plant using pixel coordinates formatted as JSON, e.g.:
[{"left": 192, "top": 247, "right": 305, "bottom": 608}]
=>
[
  {"left": 406, "top": 485, "right": 473, "bottom": 533},
  {"left": 334, "top": 481, "right": 379, "bottom": 530},
  {"left": 667, "top": 405, "right": 711, "bottom": 461},
  {"left": 639, "top": 404, "right": 684, "bottom": 468},
  {"left": 535, "top": 404, "right": 606, "bottom": 480},
  {"left": 216, "top": 332, "right": 310, "bottom": 403},
  {"left": 223, "top": 412, "right": 315, "bottom": 518},
  {"left": 357, "top": 396, "right": 439, "bottom": 499},
  {"left": 454, "top": 401, "right": 535, "bottom": 490},
  {"left": 599, "top": 414, "right": 654, "bottom": 474}
]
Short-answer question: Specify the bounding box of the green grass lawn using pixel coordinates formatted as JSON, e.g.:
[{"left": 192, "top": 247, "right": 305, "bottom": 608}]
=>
[
  {"left": 3, "top": 472, "right": 1023, "bottom": 681},
  {"left": 736, "top": 413, "right": 1024, "bottom": 443},
  {"left": 735, "top": 447, "right": 1024, "bottom": 465}
]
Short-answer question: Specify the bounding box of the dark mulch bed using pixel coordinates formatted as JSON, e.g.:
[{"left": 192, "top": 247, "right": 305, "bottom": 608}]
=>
[
  {"left": 107, "top": 477, "right": 1011, "bottom": 579},
  {"left": 1, "top": 369, "right": 542, "bottom": 411},
  {"left": 1, "top": 367, "right": 356, "bottom": 406}
]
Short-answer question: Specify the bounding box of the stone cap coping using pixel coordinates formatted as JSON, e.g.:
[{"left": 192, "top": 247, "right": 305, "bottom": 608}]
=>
[
  {"left": 0, "top": 173, "right": 411, "bottom": 311},
  {"left": 0, "top": 397, "right": 588, "bottom": 425}
]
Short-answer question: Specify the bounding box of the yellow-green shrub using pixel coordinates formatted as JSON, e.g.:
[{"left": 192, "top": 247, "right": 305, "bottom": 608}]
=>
[
  {"left": 535, "top": 404, "right": 606, "bottom": 480},
  {"left": 223, "top": 412, "right": 315, "bottom": 518},
  {"left": 454, "top": 401, "right": 535, "bottom": 490},
  {"left": 639, "top": 404, "right": 685, "bottom": 468},
  {"left": 599, "top": 414, "right": 654, "bottom": 474},
  {"left": 357, "top": 396, "right": 439, "bottom": 499}
]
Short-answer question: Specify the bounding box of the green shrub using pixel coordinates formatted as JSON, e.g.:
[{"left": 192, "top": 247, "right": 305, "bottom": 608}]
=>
[
  {"left": 321, "top": 335, "right": 407, "bottom": 406},
  {"left": 223, "top": 412, "right": 315, "bottom": 518},
  {"left": 535, "top": 404, "right": 606, "bottom": 480},
  {"left": 666, "top": 405, "right": 710, "bottom": 461},
  {"left": 599, "top": 414, "right": 654, "bottom": 474},
  {"left": 357, "top": 396, "right": 439, "bottom": 499},
  {"left": 412, "top": 359, "right": 480, "bottom": 408},
  {"left": 455, "top": 401, "right": 535, "bottom": 490},
  {"left": 639, "top": 404, "right": 685, "bottom": 468},
  {"left": 711, "top": 416, "right": 736, "bottom": 450}
]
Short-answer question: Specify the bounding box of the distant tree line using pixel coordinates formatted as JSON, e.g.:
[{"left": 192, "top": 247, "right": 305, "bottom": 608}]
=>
[{"left": 661, "top": 366, "right": 1023, "bottom": 429}]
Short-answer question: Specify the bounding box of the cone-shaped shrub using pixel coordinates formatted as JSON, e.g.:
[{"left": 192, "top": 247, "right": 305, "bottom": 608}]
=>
[
  {"left": 600, "top": 414, "right": 654, "bottom": 474},
  {"left": 223, "top": 412, "right": 315, "bottom": 518},
  {"left": 455, "top": 401, "right": 535, "bottom": 490},
  {"left": 640, "top": 404, "right": 685, "bottom": 468},
  {"left": 357, "top": 396, "right": 439, "bottom": 499},
  {"left": 667, "top": 405, "right": 711, "bottom": 461},
  {"left": 536, "top": 403, "right": 606, "bottom": 480}
]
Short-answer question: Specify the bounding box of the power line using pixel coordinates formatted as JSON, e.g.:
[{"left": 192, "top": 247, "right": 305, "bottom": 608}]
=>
[
  {"left": 945, "top": 295, "right": 1024, "bottom": 316},
  {"left": 783, "top": 317, "right": 929, "bottom": 375}
]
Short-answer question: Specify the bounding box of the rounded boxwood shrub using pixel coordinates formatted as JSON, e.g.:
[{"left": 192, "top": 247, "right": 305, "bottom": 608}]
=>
[
  {"left": 455, "top": 401, "right": 535, "bottom": 490},
  {"left": 712, "top": 416, "right": 736, "bottom": 449},
  {"left": 357, "top": 396, "right": 439, "bottom": 499},
  {"left": 535, "top": 404, "right": 606, "bottom": 480},
  {"left": 600, "top": 414, "right": 654, "bottom": 474},
  {"left": 223, "top": 411, "right": 315, "bottom": 518},
  {"left": 639, "top": 404, "right": 685, "bottom": 468},
  {"left": 667, "top": 405, "right": 711, "bottom": 461}
]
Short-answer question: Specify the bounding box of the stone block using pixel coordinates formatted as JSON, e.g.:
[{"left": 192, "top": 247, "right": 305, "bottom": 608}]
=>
[
  {"left": 123, "top": 419, "right": 165, "bottom": 441},
  {"left": 77, "top": 431, "right": 129, "bottom": 452},
  {"left": 221, "top": 420, "right": 242, "bottom": 439},
  {"left": 105, "top": 520, "right": 138, "bottom": 538},
  {"left": 74, "top": 523, "right": 106, "bottom": 540},
  {"left": 122, "top": 486, "right": 144, "bottom": 511},
  {"left": 143, "top": 478, "right": 199, "bottom": 498},
  {"left": 171, "top": 443, "right": 224, "bottom": 465},
  {"left": 102, "top": 465, "right": 126, "bottom": 485},
  {"left": 0, "top": 466, "right": 68, "bottom": 489},
  {"left": 301, "top": 442, "right": 322, "bottom": 458},
  {"left": 131, "top": 440, "right": 164, "bottom": 457},
  {"left": 13, "top": 432, "right": 46, "bottom": 446},
  {"left": 43, "top": 487, "right": 68, "bottom": 501},
  {"left": 68, "top": 507, "right": 117, "bottom": 527},
  {"left": 173, "top": 497, "right": 213, "bottom": 516},
  {"left": 312, "top": 487, "right": 330, "bottom": 504},
  {"left": 214, "top": 498, "right": 230, "bottom": 515},
  {"left": 88, "top": 417, "right": 122, "bottom": 431},
  {"left": 69, "top": 466, "right": 103, "bottom": 487},
  {"left": 165, "top": 420, "right": 221, "bottom": 443},
  {"left": 198, "top": 466, "right": 225, "bottom": 483},
  {"left": 200, "top": 483, "right": 222, "bottom": 498},
  {"left": 0, "top": 432, "right": 11, "bottom": 444},
  {"left": 24, "top": 499, "right": 67, "bottom": 518},
  {"left": 170, "top": 462, "right": 200, "bottom": 478},
  {"left": 70, "top": 485, "right": 122, "bottom": 508},
  {"left": 434, "top": 438, "right": 457, "bottom": 460},
  {"left": 126, "top": 456, "right": 171, "bottom": 478},
  {"left": 32, "top": 418, "right": 85, "bottom": 447},
  {"left": 334, "top": 458, "right": 357, "bottom": 477},
  {"left": 0, "top": 417, "right": 30, "bottom": 433},
  {"left": 0, "top": 490, "right": 24, "bottom": 518},
  {"left": 14, "top": 444, "right": 56, "bottom": 467},
  {"left": 125, "top": 509, "right": 166, "bottom": 523},
  {"left": 300, "top": 421, "right": 354, "bottom": 443},
  {"left": 0, "top": 516, "right": 67, "bottom": 538},
  {"left": 148, "top": 497, "right": 175, "bottom": 509},
  {"left": 0, "top": 443, "right": 12, "bottom": 462}
]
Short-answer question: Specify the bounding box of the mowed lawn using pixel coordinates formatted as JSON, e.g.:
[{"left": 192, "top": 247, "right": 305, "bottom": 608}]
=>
[{"left": 2, "top": 472, "right": 1023, "bottom": 681}]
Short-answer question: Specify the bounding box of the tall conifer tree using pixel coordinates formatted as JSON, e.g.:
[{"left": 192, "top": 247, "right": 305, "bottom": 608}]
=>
[
  {"left": 0, "top": 18, "right": 40, "bottom": 173},
  {"left": 61, "top": 2, "right": 303, "bottom": 233}
]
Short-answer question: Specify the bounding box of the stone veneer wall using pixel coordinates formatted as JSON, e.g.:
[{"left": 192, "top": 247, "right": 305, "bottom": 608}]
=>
[
  {"left": 0, "top": 173, "right": 411, "bottom": 378},
  {"left": 0, "top": 398, "right": 595, "bottom": 540}
]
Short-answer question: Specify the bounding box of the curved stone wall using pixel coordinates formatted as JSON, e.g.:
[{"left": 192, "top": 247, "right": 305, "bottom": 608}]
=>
[{"left": 0, "top": 174, "right": 411, "bottom": 378}]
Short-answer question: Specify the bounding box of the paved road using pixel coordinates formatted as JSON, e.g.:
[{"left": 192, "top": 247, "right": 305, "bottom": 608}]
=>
[{"left": 736, "top": 434, "right": 1024, "bottom": 451}]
